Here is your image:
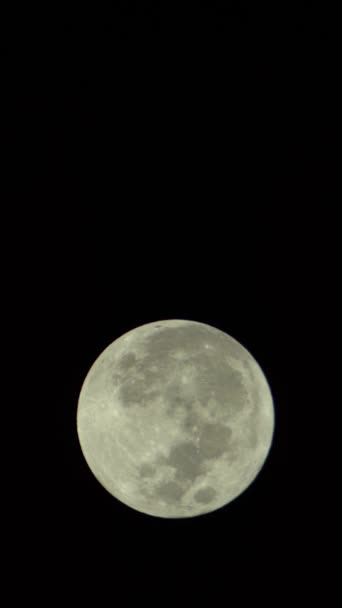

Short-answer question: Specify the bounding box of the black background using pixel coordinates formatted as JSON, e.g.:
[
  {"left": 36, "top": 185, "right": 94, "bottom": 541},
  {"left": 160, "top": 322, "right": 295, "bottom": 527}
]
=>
[{"left": 2, "top": 1, "right": 338, "bottom": 602}]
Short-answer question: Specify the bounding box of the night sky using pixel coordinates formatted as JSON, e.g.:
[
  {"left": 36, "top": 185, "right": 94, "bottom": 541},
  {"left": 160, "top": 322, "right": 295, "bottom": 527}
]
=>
[{"left": 3, "top": 2, "right": 337, "bottom": 602}]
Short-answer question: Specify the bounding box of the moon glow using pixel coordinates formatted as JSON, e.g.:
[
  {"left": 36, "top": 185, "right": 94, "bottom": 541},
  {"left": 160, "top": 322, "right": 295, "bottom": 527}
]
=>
[{"left": 77, "top": 320, "right": 275, "bottom": 518}]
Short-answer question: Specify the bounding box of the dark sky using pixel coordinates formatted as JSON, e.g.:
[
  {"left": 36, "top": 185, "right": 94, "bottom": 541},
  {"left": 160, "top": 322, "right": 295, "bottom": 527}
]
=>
[{"left": 3, "top": 1, "right": 337, "bottom": 602}]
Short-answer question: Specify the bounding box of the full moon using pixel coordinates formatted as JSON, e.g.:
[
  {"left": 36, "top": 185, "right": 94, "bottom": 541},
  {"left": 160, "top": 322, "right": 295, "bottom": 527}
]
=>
[{"left": 77, "top": 320, "right": 275, "bottom": 518}]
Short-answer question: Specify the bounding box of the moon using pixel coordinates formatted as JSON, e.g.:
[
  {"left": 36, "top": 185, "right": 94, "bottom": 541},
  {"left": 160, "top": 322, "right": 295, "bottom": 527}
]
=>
[{"left": 76, "top": 320, "right": 275, "bottom": 518}]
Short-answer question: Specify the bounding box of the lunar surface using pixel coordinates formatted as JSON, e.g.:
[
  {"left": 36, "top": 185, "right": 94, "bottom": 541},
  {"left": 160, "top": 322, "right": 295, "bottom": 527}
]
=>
[{"left": 77, "top": 320, "right": 275, "bottom": 518}]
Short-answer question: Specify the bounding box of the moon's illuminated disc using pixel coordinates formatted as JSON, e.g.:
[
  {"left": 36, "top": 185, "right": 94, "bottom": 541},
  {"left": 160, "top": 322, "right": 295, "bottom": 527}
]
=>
[{"left": 77, "top": 320, "right": 275, "bottom": 518}]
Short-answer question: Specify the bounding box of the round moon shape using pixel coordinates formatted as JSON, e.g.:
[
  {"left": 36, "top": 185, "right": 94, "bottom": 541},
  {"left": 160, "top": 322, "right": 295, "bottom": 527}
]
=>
[{"left": 77, "top": 320, "right": 275, "bottom": 518}]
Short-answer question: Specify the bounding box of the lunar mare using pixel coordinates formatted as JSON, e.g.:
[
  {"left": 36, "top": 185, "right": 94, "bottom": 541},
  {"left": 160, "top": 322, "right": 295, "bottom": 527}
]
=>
[{"left": 77, "top": 320, "right": 275, "bottom": 518}]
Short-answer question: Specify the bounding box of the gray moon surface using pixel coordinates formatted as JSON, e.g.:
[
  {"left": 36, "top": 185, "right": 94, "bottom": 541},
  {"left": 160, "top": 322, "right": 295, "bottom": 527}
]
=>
[{"left": 77, "top": 320, "right": 275, "bottom": 518}]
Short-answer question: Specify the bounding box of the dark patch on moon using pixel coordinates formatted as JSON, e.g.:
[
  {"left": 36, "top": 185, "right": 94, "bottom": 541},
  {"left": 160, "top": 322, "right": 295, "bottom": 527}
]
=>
[
  {"left": 119, "top": 379, "right": 143, "bottom": 404},
  {"left": 155, "top": 480, "right": 185, "bottom": 502},
  {"left": 140, "top": 463, "right": 156, "bottom": 478},
  {"left": 160, "top": 441, "right": 206, "bottom": 482},
  {"left": 118, "top": 369, "right": 160, "bottom": 407},
  {"left": 118, "top": 352, "right": 137, "bottom": 370},
  {"left": 115, "top": 323, "right": 247, "bottom": 415},
  {"left": 195, "top": 360, "right": 245, "bottom": 412},
  {"left": 194, "top": 487, "right": 217, "bottom": 504},
  {"left": 164, "top": 385, "right": 194, "bottom": 416},
  {"left": 182, "top": 410, "right": 202, "bottom": 433},
  {"left": 198, "top": 423, "right": 232, "bottom": 458}
]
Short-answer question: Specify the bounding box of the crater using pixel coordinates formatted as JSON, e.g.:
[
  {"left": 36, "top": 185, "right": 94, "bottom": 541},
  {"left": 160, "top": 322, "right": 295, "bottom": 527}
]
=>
[{"left": 194, "top": 487, "right": 217, "bottom": 504}]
